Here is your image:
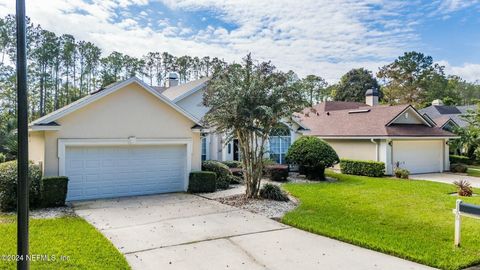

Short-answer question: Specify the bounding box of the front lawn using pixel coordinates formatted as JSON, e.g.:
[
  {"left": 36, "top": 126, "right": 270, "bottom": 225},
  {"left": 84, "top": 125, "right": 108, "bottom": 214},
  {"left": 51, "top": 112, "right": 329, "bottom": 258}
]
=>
[
  {"left": 467, "top": 166, "right": 480, "bottom": 177},
  {"left": 282, "top": 171, "right": 480, "bottom": 270},
  {"left": 0, "top": 214, "right": 130, "bottom": 269}
]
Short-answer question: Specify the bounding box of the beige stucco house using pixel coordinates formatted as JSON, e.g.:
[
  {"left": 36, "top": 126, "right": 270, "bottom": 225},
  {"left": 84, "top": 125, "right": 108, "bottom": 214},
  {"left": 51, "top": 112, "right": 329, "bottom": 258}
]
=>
[
  {"left": 29, "top": 75, "right": 457, "bottom": 201},
  {"left": 29, "top": 77, "right": 203, "bottom": 201}
]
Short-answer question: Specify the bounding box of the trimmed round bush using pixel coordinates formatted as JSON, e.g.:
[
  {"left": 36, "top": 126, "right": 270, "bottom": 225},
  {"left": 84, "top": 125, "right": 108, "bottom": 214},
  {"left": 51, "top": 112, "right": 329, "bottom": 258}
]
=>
[
  {"left": 285, "top": 136, "right": 339, "bottom": 180},
  {"left": 340, "top": 159, "right": 385, "bottom": 177},
  {"left": 265, "top": 165, "right": 289, "bottom": 181},
  {"left": 259, "top": 184, "right": 289, "bottom": 201},
  {"left": 41, "top": 176, "right": 69, "bottom": 207},
  {"left": 0, "top": 161, "right": 42, "bottom": 211},
  {"left": 202, "top": 160, "right": 232, "bottom": 189},
  {"left": 450, "top": 163, "right": 468, "bottom": 173},
  {"left": 188, "top": 171, "right": 217, "bottom": 193}
]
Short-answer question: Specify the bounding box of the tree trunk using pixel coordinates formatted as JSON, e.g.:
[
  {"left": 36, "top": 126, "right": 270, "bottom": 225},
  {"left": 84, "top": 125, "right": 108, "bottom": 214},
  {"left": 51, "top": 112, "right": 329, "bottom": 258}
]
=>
[{"left": 237, "top": 130, "right": 265, "bottom": 198}]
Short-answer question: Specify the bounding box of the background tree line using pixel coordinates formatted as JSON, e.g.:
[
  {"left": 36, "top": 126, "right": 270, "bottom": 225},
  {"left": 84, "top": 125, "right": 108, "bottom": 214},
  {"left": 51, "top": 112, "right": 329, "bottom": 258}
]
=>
[
  {"left": 1, "top": 14, "right": 479, "bottom": 160},
  {"left": 0, "top": 15, "right": 227, "bottom": 158}
]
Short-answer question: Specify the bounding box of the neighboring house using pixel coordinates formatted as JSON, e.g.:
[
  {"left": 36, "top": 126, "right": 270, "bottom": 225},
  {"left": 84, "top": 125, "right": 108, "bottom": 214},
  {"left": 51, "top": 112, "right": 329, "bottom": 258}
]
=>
[
  {"left": 420, "top": 99, "right": 475, "bottom": 131},
  {"left": 29, "top": 77, "right": 204, "bottom": 201},
  {"left": 294, "top": 90, "right": 457, "bottom": 175}
]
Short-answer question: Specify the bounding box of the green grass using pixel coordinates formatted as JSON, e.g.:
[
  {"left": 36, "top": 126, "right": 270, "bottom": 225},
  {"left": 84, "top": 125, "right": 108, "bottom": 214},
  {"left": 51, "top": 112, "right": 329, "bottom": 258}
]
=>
[
  {"left": 0, "top": 214, "right": 130, "bottom": 270},
  {"left": 467, "top": 166, "right": 480, "bottom": 177},
  {"left": 282, "top": 171, "right": 480, "bottom": 270}
]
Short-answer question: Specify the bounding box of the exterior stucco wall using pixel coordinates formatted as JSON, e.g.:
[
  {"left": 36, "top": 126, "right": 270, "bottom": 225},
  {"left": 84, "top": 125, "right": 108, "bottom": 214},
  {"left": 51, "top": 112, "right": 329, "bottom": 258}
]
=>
[
  {"left": 39, "top": 83, "right": 200, "bottom": 177},
  {"left": 176, "top": 89, "right": 209, "bottom": 120},
  {"left": 28, "top": 131, "right": 45, "bottom": 171},
  {"left": 323, "top": 139, "right": 378, "bottom": 161}
]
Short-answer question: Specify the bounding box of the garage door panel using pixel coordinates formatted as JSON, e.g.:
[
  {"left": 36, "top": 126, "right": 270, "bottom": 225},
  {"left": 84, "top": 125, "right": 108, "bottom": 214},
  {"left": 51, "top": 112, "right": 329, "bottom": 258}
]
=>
[
  {"left": 393, "top": 140, "right": 443, "bottom": 174},
  {"left": 65, "top": 145, "right": 186, "bottom": 201}
]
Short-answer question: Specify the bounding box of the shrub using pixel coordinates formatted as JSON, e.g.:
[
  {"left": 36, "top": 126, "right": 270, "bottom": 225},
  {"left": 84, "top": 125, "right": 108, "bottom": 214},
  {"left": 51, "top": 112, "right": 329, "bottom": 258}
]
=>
[
  {"left": 285, "top": 136, "right": 339, "bottom": 180},
  {"left": 262, "top": 158, "right": 277, "bottom": 175},
  {"left": 453, "top": 179, "right": 473, "bottom": 197},
  {"left": 450, "top": 155, "right": 474, "bottom": 165},
  {"left": 188, "top": 171, "right": 217, "bottom": 193},
  {"left": 229, "top": 167, "right": 244, "bottom": 177},
  {"left": 259, "top": 184, "right": 289, "bottom": 201},
  {"left": 41, "top": 176, "right": 68, "bottom": 207},
  {"left": 265, "top": 165, "right": 289, "bottom": 181},
  {"left": 450, "top": 163, "right": 468, "bottom": 173},
  {"left": 340, "top": 159, "right": 385, "bottom": 177},
  {"left": 202, "top": 160, "right": 232, "bottom": 189},
  {"left": 0, "top": 161, "right": 42, "bottom": 211},
  {"left": 221, "top": 160, "right": 243, "bottom": 168},
  {"left": 394, "top": 168, "right": 410, "bottom": 179},
  {"left": 228, "top": 174, "right": 243, "bottom": 184},
  {"left": 0, "top": 153, "right": 5, "bottom": 163}
]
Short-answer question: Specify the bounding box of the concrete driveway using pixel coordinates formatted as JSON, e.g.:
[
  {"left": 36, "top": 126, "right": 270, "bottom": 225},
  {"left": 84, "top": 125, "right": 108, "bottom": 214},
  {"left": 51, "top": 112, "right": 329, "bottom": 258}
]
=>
[
  {"left": 73, "top": 193, "right": 433, "bottom": 270},
  {"left": 412, "top": 172, "right": 480, "bottom": 188}
]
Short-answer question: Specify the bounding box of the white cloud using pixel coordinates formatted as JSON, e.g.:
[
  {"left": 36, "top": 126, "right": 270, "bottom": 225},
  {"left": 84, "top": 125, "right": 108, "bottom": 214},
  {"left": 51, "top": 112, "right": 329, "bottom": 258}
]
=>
[
  {"left": 0, "top": 0, "right": 478, "bottom": 83},
  {"left": 438, "top": 61, "right": 480, "bottom": 83}
]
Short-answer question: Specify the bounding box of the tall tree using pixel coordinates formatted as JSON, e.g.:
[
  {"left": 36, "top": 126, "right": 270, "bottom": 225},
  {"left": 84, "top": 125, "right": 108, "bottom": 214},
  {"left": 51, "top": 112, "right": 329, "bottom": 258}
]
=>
[
  {"left": 333, "top": 68, "right": 379, "bottom": 103},
  {"left": 377, "top": 51, "right": 446, "bottom": 106},
  {"left": 203, "top": 54, "right": 305, "bottom": 198},
  {"left": 299, "top": 74, "right": 328, "bottom": 106}
]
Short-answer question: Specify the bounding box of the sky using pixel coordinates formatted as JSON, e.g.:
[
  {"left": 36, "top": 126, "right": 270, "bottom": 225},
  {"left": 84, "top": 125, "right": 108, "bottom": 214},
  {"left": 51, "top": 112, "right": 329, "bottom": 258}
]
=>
[{"left": 0, "top": 0, "right": 479, "bottom": 83}]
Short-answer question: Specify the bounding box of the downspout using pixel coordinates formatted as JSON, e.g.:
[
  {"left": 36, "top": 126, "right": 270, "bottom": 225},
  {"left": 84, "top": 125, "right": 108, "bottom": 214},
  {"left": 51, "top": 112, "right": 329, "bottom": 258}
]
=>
[{"left": 370, "top": 138, "right": 379, "bottom": 162}]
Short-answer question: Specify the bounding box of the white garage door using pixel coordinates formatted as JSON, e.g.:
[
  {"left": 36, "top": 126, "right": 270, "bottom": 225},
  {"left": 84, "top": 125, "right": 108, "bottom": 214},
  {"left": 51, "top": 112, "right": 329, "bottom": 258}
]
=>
[
  {"left": 65, "top": 145, "right": 186, "bottom": 201},
  {"left": 392, "top": 140, "right": 443, "bottom": 174}
]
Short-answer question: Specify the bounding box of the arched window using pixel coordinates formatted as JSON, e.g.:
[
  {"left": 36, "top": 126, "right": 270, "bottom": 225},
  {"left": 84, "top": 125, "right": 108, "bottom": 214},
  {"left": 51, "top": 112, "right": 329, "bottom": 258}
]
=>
[{"left": 269, "top": 124, "right": 291, "bottom": 164}]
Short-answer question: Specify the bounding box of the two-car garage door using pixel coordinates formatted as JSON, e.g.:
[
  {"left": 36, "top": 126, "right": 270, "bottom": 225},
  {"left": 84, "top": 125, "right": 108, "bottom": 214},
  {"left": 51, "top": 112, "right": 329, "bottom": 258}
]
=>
[
  {"left": 392, "top": 140, "right": 443, "bottom": 174},
  {"left": 65, "top": 145, "right": 187, "bottom": 201}
]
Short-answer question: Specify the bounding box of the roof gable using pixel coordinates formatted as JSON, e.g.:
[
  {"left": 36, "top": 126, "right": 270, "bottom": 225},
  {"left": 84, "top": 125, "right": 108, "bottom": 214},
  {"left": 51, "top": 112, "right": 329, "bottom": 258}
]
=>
[
  {"left": 30, "top": 77, "right": 201, "bottom": 127},
  {"left": 387, "top": 106, "right": 432, "bottom": 127}
]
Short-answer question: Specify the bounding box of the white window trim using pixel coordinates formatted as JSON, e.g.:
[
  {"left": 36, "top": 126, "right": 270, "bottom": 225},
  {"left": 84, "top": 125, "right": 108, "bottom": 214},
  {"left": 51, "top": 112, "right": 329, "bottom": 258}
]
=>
[{"left": 58, "top": 138, "right": 193, "bottom": 191}]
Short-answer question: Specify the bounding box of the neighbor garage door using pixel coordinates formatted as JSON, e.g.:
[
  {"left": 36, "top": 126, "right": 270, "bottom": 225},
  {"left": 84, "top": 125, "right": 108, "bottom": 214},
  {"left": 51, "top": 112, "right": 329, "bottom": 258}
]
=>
[
  {"left": 65, "top": 145, "right": 186, "bottom": 201},
  {"left": 392, "top": 140, "right": 443, "bottom": 174}
]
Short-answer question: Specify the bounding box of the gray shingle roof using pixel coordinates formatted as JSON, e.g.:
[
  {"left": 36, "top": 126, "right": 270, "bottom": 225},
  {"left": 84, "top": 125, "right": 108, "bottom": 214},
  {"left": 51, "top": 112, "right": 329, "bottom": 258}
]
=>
[{"left": 419, "top": 105, "right": 476, "bottom": 128}]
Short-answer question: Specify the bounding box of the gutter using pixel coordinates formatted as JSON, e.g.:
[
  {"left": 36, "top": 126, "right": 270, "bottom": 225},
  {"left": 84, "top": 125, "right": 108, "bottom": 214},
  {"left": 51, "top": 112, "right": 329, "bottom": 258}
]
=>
[{"left": 370, "top": 138, "right": 379, "bottom": 161}]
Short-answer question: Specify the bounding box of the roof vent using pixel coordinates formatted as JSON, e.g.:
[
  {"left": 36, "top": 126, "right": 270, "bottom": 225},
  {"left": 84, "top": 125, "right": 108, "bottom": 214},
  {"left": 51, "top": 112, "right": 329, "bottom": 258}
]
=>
[{"left": 348, "top": 109, "right": 371, "bottom": 114}]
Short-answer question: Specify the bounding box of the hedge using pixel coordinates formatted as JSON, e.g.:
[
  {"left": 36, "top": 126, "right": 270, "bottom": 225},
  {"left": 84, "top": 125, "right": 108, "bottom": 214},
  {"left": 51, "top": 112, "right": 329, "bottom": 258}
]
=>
[
  {"left": 221, "top": 160, "right": 243, "bottom": 169},
  {"left": 340, "top": 159, "right": 385, "bottom": 177},
  {"left": 0, "top": 161, "right": 42, "bottom": 211},
  {"left": 450, "top": 155, "right": 475, "bottom": 165},
  {"left": 188, "top": 171, "right": 216, "bottom": 193},
  {"left": 265, "top": 165, "right": 289, "bottom": 181},
  {"left": 202, "top": 160, "right": 232, "bottom": 189},
  {"left": 41, "top": 176, "right": 69, "bottom": 207}
]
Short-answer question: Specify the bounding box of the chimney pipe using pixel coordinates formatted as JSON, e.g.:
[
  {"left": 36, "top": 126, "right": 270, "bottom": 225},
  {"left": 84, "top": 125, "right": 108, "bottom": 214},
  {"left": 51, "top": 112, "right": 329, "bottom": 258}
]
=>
[
  {"left": 166, "top": 72, "right": 179, "bottom": 87},
  {"left": 365, "top": 88, "right": 379, "bottom": 106}
]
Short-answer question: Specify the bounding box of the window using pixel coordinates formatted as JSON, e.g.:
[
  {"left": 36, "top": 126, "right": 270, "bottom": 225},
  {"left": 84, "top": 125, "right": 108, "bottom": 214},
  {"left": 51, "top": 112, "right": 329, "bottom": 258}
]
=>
[
  {"left": 201, "top": 135, "right": 207, "bottom": 161},
  {"left": 268, "top": 124, "right": 291, "bottom": 164}
]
